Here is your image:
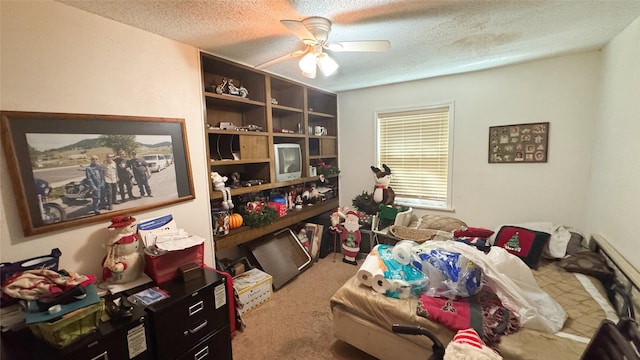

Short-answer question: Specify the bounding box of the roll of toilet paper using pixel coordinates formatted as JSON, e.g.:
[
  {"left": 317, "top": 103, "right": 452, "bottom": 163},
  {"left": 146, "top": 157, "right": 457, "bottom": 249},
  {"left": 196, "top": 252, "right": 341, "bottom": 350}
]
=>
[
  {"left": 372, "top": 273, "right": 390, "bottom": 293},
  {"left": 388, "top": 279, "right": 406, "bottom": 292},
  {"left": 356, "top": 252, "right": 384, "bottom": 287},
  {"left": 396, "top": 284, "right": 412, "bottom": 299},
  {"left": 392, "top": 240, "right": 416, "bottom": 265}
]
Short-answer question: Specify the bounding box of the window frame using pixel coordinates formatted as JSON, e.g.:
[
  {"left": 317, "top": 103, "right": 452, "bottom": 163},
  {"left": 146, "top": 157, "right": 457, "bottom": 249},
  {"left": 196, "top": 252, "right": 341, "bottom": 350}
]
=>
[{"left": 374, "top": 101, "right": 455, "bottom": 211}]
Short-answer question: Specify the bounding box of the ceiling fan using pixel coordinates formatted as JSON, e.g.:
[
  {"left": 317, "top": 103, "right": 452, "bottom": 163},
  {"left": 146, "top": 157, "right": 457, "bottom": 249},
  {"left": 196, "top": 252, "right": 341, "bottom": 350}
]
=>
[{"left": 256, "top": 17, "right": 390, "bottom": 79}]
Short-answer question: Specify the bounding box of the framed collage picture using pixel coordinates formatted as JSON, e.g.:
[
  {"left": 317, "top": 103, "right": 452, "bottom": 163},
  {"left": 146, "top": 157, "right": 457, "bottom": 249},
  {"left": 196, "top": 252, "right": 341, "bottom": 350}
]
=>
[{"left": 489, "top": 122, "right": 549, "bottom": 163}]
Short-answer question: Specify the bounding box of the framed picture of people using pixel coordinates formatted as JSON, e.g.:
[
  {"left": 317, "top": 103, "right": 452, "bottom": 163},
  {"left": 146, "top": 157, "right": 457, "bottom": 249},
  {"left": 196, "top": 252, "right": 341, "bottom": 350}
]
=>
[
  {"left": 488, "top": 122, "right": 549, "bottom": 164},
  {"left": 1, "top": 111, "right": 195, "bottom": 236}
]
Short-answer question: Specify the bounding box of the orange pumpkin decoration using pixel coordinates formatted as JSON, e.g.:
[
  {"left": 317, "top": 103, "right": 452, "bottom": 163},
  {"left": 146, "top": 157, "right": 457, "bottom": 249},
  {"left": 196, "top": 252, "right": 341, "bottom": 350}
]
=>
[{"left": 229, "top": 213, "right": 243, "bottom": 229}]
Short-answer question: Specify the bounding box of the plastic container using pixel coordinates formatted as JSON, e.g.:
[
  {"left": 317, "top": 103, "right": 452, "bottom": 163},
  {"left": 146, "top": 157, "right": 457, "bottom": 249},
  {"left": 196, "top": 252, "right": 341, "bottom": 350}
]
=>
[
  {"left": 145, "top": 243, "right": 204, "bottom": 284},
  {"left": 28, "top": 299, "right": 104, "bottom": 348}
]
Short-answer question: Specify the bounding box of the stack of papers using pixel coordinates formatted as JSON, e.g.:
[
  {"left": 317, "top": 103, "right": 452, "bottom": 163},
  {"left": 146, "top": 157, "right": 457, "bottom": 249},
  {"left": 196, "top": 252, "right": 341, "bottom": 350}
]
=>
[{"left": 138, "top": 215, "right": 205, "bottom": 252}]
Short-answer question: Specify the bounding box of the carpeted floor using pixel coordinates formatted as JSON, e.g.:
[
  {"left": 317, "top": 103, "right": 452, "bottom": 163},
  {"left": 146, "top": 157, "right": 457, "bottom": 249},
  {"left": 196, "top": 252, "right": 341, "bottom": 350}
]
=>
[{"left": 230, "top": 255, "right": 378, "bottom": 360}]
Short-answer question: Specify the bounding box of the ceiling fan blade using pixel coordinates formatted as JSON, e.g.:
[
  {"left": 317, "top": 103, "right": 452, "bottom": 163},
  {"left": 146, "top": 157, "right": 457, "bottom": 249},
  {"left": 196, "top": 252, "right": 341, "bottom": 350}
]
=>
[
  {"left": 280, "top": 20, "right": 317, "bottom": 45},
  {"left": 326, "top": 40, "right": 390, "bottom": 52},
  {"left": 255, "top": 50, "right": 306, "bottom": 70}
]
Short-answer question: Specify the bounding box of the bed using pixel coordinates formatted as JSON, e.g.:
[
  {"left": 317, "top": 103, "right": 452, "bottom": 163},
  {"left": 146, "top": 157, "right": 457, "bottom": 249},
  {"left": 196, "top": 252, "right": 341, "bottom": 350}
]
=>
[{"left": 330, "top": 233, "right": 639, "bottom": 360}]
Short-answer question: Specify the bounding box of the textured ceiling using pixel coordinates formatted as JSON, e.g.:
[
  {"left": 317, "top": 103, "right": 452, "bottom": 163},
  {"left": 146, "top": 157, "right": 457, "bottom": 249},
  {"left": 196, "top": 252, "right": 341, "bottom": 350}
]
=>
[{"left": 57, "top": 0, "right": 640, "bottom": 92}]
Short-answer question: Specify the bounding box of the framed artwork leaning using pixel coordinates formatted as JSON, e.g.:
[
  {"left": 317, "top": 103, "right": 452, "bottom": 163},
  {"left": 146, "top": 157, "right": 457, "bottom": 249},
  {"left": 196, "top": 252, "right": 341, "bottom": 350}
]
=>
[
  {"left": 489, "top": 122, "right": 549, "bottom": 163},
  {"left": 1, "top": 111, "right": 195, "bottom": 236}
]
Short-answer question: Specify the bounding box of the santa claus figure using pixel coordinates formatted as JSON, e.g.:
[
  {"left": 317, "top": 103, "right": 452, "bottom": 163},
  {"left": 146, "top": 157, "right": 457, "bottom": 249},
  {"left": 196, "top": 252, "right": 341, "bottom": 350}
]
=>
[
  {"left": 102, "top": 215, "right": 144, "bottom": 284},
  {"left": 334, "top": 210, "right": 361, "bottom": 265}
]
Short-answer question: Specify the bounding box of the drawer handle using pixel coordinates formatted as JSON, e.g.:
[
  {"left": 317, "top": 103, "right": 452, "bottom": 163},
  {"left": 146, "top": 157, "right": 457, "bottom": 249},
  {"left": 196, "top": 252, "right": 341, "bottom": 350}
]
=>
[
  {"left": 184, "top": 320, "right": 208, "bottom": 335},
  {"left": 188, "top": 300, "right": 204, "bottom": 316},
  {"left": 90, "top": 351, "right": 108, "bottom": 360},
  {"left": 194, "top": 345, "right": 209, "bottom": 360}
]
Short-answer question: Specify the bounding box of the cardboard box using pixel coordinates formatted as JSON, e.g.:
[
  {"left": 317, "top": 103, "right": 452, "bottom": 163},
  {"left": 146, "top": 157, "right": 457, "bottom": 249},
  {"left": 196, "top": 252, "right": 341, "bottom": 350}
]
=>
[{"left": 233, "top": 268, "right": 272, "bottom": 315}]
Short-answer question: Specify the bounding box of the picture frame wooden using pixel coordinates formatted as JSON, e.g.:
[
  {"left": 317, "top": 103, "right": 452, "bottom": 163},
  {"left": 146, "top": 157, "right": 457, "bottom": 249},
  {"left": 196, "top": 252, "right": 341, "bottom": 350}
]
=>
[
  {"left": 1, "top": 111, "right": 195, "bottom": 236},
  {"left": 304, "top": 223, "right": 324, "bottom": 262},
  {"left": 489, "top": 122, "right": 549, "bottom": 163}
]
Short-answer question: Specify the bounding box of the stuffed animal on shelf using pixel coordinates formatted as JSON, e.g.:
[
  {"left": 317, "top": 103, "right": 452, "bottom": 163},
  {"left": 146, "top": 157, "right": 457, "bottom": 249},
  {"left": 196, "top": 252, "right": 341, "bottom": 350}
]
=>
[
  {"left": 302, "top": 183, "right": 320, "bottom": 205},
  {"left": 211, "top": 171, "right": 234, "bottom": 209},
  {"left": 371, "top": 164, "right": 395, "bottom": 206},
  {"left": 331, "top": 208, "right": 362, "bottom": 265},
  {"left": 102, "top": 215, "right": 144, "bottom": 284}
]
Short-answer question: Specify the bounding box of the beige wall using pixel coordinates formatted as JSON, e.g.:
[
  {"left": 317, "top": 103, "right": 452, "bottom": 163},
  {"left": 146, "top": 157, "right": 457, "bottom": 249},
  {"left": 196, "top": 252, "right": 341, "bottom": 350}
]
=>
[
  {"left": 338, "top": 52, "right": 600, "bottom": 230},
  {"left": 0, "top": 1, "right": 214, "bottom": 275},
  {"left": 338, "top": 15, "right": 640, "bottom": 269},
  {"left": 586, "top": 16, "right": 640, "bottom": 270}
]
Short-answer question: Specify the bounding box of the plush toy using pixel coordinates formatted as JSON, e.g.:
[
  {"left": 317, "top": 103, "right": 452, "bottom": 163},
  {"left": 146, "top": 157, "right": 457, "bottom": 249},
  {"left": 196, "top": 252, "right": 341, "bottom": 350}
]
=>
[
  {"left": 102, "top": 215, "right": 143, "bottom": 284},
  {"left": 297, "top": 228, "right": 310, "bottom": 253},
  {"left": 371, "top": 164, "right": 395, "bottom": 206},
  {"left": 331, "top": 208, "right": 362, "bottom": 265},
  {"left": 211, "top": 171, "right": 234, "bottom": 209},
  {"left": 302, "top": 183, "right": 320, "bottom": 205}
]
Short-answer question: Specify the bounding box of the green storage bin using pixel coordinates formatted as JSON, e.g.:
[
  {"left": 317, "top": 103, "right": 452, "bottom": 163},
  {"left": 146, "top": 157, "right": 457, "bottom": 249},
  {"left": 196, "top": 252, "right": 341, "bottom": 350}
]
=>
[{"left": 28, "top": 299, "right": 104, "bottom": 348}]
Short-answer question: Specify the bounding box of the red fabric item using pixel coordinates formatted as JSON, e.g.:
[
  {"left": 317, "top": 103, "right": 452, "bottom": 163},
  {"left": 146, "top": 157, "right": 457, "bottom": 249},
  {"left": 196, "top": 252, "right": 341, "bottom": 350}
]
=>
[
  {"left": 115, "top": 233, "right": 139, "bottom": 244},
  {"left": 453, "top": 328, "right": 485, "bottom": 349},
  {"left": 204, "top": 265, "right": 236, "bottom": 338},
  {"left": 453, "top": 227, "right": 494, "bottom": 238},
  {"left": 418, "top": 287, "right": 520, "bottom": 346},
  {"left": 417, "top": 295, "right": 472, "bottom": 331}
]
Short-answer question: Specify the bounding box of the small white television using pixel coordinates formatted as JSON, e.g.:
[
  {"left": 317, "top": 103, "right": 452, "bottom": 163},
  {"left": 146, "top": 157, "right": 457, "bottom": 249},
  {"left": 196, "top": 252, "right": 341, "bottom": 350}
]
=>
[{"left": 274, "top": 143, "right": 302, "bottom": 182}]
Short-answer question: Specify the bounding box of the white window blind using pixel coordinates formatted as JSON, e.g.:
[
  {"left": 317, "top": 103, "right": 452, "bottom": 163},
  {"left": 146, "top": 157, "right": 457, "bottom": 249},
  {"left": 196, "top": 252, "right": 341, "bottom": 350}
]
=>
[{"left": 377, "top": 106, "right": 451, "bottom": 207}]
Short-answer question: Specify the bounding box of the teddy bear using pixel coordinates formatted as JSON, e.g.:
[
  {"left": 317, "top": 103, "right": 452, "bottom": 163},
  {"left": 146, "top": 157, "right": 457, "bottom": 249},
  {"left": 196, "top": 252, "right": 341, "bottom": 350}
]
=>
[
  {"left": 211, "top": 171, "right": 234, "bottom": 209},
  {"left": 102, "top": 215, "right": 144, "bottom": 284},
  {"left": 371, "top": 164, "right": 395, "bottom": 206}
]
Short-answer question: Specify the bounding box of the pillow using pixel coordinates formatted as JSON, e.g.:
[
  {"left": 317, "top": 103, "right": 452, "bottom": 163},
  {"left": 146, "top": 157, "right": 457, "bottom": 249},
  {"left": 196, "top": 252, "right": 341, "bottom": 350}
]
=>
[
  {"left": 565, "top": 232, "right": 588, "bottom": 256},
  {"left": 558, "top": 251, "right": 614, "bottom": 281},
  {"left": 542, "top": 230, "right": 585, "bottom": 259},
  {"left": 494, "top": 226, "right": 550, "bottom": 269},
  {"left": 453, "top": 227, "right": 494, "bottom": 239},
  {"left": 418, "top": 215, "right": 467, "bottom": 232}
]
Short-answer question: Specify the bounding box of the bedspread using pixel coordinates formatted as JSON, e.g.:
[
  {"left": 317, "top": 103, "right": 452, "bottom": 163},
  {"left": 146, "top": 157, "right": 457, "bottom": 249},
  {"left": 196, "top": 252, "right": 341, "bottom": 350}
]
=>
[{"left": 330, "top": 258, "right": 615, "bottom": 359}]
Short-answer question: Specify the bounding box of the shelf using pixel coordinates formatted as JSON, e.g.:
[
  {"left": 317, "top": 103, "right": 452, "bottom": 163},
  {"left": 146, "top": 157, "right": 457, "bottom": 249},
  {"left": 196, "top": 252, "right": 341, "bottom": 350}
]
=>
[
  {"left": 202, "top": 52, "right": 338, "bottom": 249},
  {"left": 205, "top": 92, "right": 266, "bottom": 107},
  {"left": 209, "top": 175, "right": 333, "bottom": 200},
  {"left": 308, "top": 111, "right": 336, "bottom": 119},
  {"left": 272, "top": 104, "right": 303, "bottom": 113},
  {"left": 308, "top": 135, "right": 337, "bottom": 140},
  {"left": 272, "top": 133, "right": 306, "bottom": 139},
  {"left": 214, "top": 198, "right": 339, "bottom": 251},
  {"left": 206, "top": 129, "right": 268, "bottom": 135},
  {"left": 309, "top": 155, "right": 337, "bottom": 160},
  {"left": 210, "top": 158, "right": 270, "bottom": 166}
]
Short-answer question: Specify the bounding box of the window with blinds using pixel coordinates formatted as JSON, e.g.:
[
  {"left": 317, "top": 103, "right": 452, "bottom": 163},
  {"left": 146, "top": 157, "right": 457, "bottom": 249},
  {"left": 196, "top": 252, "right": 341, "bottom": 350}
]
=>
[{"left": 376, "top": 104, "right": 453, "bottom": 209}]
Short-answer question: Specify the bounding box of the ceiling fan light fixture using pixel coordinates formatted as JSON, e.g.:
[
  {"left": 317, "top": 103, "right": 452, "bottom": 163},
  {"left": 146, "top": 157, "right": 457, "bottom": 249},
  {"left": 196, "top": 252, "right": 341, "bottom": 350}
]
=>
[
  {"left": 299, "top": 52, "right": 317, "bottom": 78},
  {"left": 317, "top": 53, "right": 339, "bottom": 77}
]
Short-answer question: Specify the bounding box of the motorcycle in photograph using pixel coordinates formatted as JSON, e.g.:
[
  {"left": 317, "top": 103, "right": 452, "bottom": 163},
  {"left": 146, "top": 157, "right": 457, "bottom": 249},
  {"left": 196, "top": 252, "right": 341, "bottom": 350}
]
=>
[
  {"left": 35, "top": 179, "right": 66, "bottom": 224},
  {"left": 61, "top": 178, "right": 96, "bottom": 205}
]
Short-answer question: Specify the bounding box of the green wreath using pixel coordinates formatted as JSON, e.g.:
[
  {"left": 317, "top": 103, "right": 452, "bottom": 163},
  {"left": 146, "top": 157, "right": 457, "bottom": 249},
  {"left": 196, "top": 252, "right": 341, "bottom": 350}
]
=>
[{"left": 238, "top": 205, "right": 278, "bottom": 228}]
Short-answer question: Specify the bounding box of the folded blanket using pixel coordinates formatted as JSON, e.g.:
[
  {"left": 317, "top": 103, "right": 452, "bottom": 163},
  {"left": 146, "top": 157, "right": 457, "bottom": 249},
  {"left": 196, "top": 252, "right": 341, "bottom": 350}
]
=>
[
  {"left": 417, "top": 286, "right": 520, "bottom": 345},
  {"left": 2, "top": 269, "right": 95, "bottom": 300}
]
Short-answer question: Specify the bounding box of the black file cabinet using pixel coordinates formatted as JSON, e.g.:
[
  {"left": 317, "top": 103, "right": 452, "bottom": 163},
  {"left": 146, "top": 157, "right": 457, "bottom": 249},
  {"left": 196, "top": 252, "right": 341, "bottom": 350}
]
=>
[
  {"left": 0, "top": 303, "right": 150, "bottom": 360},
  {"left": 144, "top": 268, "right": 232, "bottom": 360}
]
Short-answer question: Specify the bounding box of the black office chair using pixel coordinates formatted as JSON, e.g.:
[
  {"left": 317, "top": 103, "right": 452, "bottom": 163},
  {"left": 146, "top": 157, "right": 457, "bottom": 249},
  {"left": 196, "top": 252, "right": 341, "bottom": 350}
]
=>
[
  {"left": 391, "top": 324, "right": 446, "bottom": 360},
  {"left": 580, "top": 318, "right": 640, "bottom": 360}
]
